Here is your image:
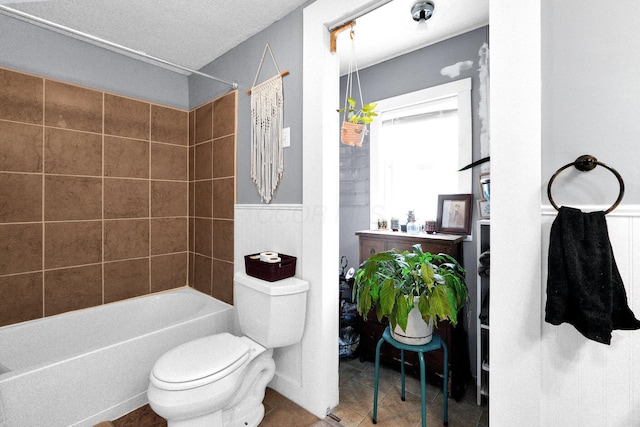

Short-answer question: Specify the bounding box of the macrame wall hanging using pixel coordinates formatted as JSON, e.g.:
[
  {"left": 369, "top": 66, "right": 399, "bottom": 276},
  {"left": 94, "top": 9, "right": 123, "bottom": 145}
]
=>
[{"left": 247, "top": 44, "right": 289, "bottom": 203}]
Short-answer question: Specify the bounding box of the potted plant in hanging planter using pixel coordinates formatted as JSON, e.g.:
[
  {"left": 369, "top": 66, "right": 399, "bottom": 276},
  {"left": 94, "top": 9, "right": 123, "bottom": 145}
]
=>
[
  {"left": 337, "top": 97, "right": 378, "bottom": 147},
  {"left": 353, "top": 244, "right": 467, "bottom": 345},
  {"left": 337, "top": 26, "right": 377, "bottom": 147}
]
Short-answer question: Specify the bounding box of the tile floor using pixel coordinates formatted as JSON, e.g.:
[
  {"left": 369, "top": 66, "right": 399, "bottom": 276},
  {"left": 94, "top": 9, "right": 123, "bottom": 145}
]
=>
[
  {"left": 102, "top": 358, "right": 488, "bottom": 427},
  {"left": 335, "top": 357, "right": 489, "bottom": 427},
  {"left": 106, "top": 388, "right": 331, "bottom": 427}
]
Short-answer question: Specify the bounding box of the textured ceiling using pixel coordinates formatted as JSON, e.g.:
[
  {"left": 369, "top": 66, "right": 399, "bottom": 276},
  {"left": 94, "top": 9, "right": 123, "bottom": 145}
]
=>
[
  {"left": 2, "top": 0, "right": 311, "bottom": 70},
  {"left": 1, "top": 0, "right": 488, "bottom": 74}
]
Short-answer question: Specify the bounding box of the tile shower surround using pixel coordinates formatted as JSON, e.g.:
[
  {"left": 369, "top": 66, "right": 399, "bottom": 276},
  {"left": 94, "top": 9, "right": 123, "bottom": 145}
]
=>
[
  {"left": 189, "top": 85, "right": 237, "bottom": 305},
  {"left": 0, "top": 67, "right": 237, "bottom": 327}
]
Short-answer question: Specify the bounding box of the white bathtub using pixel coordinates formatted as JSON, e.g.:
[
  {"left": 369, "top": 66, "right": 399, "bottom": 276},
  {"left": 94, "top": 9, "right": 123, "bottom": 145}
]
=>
[{"left": 0, "top": 287, "right": 233, "bottom": 427}]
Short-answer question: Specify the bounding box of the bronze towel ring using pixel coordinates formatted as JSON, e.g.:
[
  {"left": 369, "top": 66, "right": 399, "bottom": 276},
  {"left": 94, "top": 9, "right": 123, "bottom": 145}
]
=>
[{"left": 547, "top": 154, "right": 625, "bottom": 214}]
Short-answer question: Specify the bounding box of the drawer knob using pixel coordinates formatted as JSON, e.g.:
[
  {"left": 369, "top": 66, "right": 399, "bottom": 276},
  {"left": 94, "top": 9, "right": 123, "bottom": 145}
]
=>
[{"left": 370, "top": 248, "right": 376, "bottom": 255}]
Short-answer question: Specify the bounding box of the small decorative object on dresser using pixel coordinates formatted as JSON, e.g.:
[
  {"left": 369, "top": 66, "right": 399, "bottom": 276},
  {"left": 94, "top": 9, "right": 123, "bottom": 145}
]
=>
[
  {"left": 425, "top": 220, "right": 437, "bottom": 234},
  {"left": 436, "top": 193, "right": 473, "bottom": 235},
  {"left": 406, "top": 210, "right": 420, "bottom": 234}
]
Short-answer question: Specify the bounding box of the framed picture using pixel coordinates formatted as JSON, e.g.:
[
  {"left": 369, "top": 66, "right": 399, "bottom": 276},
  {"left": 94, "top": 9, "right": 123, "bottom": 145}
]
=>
[
  {"left": 436, "top": 194, "right": 473, "bottom": 235},
  {"left": 477, "top": 198, "right": 490, "bottom": 219},
  {"left": 478, "top": 172, "right": 490, "bottom": 202}
]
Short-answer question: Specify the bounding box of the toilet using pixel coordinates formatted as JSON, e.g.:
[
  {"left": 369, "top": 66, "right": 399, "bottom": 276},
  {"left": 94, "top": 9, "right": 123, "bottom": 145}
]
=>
[{"left": 147, "top": 271, "right": 309, "bottom": 427}]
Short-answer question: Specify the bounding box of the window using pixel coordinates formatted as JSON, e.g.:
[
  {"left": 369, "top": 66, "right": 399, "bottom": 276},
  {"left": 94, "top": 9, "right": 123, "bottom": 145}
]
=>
[{"left": 369, "top": 79, "right": 472, "bottom": 228}]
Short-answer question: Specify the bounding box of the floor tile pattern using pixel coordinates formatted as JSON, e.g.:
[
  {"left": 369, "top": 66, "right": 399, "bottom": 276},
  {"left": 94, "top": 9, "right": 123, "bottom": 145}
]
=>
[
  {"left": 335, "top": 358, "right": 489, "bottom": 427},
  {"left": 101, "top": 359, "right": 488, "bottom": 427}
]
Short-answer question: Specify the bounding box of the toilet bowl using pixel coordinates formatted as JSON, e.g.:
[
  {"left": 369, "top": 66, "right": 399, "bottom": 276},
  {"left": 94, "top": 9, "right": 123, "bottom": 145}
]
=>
[
  {"left": 148, "top": 333, "right": 273, "bottom": 427},
  {"left": 148, "top": 272, "right": 309, "bottom": 427}
]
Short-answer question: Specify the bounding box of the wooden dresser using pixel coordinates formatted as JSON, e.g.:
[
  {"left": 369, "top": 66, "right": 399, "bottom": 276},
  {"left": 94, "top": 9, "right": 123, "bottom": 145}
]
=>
[
  {"left": 355, "top": 229, "right": 469, "bottom": 400},
  {"left": 356, "top": 229, "right": 464, "bottom": 263}
]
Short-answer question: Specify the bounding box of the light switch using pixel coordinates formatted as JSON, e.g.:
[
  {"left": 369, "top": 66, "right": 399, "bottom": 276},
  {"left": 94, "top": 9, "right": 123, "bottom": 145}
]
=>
[{"left": 283, "top": 127, "right": 290, "bottom": 148}]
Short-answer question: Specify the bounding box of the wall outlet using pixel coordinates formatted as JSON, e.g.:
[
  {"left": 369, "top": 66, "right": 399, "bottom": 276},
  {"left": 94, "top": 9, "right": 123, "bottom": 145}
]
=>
[{"left": 283, "top": 127, "right": 290, "bottom": 147}]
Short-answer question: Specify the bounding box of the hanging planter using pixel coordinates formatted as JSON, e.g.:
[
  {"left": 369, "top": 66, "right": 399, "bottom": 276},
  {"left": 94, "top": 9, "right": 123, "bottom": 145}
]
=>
[
  {"left": 341, "top": 121, "right": 367, "bottom": 147},
  {"left": 337, "top": 28, "right": 377, "bottom": 146}
]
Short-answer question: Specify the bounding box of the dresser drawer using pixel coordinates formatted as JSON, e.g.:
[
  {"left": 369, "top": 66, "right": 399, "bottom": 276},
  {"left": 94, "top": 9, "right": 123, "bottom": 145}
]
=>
[{"left": 359, "top": 238, "right": 386, "bottom": 263}]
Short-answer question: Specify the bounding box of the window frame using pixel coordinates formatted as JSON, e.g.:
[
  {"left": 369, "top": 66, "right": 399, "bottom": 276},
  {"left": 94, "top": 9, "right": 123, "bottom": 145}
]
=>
[{"left": 369, "top": 78, "right": 472, "bottom": 229}]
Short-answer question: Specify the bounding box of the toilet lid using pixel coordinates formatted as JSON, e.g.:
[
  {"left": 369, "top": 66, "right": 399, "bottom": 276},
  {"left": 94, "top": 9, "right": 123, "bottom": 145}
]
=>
[{"left": 151, "top": 333, "right": 250, "bottom": 390}]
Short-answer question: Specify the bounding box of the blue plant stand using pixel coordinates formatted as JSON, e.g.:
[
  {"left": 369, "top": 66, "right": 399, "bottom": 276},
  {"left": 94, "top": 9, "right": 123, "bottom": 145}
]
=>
[{"left": 373, "top": 326, "right": 448, "bottom": 427}]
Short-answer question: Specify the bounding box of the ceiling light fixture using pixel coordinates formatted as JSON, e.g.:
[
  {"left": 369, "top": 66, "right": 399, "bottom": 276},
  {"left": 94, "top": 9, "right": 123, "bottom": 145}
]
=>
[{"left": 411, "top": 1, "right": 435, "bottom": 32}]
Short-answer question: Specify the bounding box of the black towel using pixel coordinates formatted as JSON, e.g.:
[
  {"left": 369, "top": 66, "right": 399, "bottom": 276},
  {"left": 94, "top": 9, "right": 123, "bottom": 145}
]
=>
[{"left": 545, "top": 206, "right": 640, "bottom": 344}]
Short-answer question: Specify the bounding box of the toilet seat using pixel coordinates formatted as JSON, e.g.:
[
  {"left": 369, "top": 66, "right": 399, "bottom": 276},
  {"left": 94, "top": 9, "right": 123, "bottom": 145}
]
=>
[{"left": 150, "top": 333, "right": 250, "bottom": 391}]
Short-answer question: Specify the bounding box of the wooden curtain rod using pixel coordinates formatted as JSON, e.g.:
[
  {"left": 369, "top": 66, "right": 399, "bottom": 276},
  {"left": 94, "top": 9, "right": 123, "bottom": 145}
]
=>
[{"left": 245, "top": 70, "right": 290, "bottom": 95}]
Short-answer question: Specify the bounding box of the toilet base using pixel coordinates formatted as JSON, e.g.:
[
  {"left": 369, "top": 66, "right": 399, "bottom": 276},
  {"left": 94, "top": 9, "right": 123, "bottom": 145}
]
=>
[
  {"left": 222, "top": 349, "right": 274, "bottom": 427},
  {"left": 168, "top": 410, "right": 222, "bottom": 427},
  {"left": 167, "top": 400, "right": 265, "bottom": 427},
  {"left": 224, "top": 403, "right": 264, "bottom": 427}
]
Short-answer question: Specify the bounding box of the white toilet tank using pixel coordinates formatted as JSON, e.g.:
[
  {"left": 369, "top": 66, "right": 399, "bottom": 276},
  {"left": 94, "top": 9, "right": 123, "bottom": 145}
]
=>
[{"left": 234, "top": 271, "right": 309, "bottom": 348}]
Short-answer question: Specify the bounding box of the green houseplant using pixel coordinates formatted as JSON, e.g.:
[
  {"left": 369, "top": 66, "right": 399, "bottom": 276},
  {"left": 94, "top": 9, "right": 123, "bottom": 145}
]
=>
[
  {"left": 337, "top": 97, "right": 378, "bottom": 125},
  {"left": 353, "top": 244, "right": 467, "bottom": 344}
]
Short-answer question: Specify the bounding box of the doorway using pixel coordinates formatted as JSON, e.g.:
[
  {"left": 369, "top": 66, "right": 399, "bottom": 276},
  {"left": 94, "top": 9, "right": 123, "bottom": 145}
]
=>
[{"left": 301, "top": 0, "right": 491, "bottom": 419}]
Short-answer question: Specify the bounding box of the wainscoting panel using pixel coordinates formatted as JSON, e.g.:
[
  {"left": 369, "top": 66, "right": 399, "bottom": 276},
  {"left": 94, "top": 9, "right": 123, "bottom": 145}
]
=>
[
  {"left": 541, "top": 207, "right": 640, "bottom": 426},
  {"left": 234, "top": 204, "right": 303, "bottom": 270}
]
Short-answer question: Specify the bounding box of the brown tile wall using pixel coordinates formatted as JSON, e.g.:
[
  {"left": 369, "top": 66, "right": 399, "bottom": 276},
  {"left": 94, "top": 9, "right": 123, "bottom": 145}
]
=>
[
  {"left": 189, "top": 92, "right": 237, "bottom": 305},
  {"left": 0, "top": 67, "right": 191, "bottom": 327}
]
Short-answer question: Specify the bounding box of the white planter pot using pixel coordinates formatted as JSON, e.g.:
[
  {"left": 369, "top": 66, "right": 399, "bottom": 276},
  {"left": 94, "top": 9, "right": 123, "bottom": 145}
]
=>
[{"left": 391, "top": 297, "right": 433, "bottom": 345}]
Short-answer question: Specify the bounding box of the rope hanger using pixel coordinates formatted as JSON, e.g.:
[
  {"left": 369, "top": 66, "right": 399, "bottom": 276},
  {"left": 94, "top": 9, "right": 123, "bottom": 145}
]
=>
[{"left": 246, "top": 44, "right": 289, "bottom": 95}]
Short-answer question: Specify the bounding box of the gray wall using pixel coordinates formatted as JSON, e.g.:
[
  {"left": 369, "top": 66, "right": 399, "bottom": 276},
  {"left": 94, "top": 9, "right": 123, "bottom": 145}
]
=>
[
  {"left": 190, "top": 5, "right": 306, "bottom": 205},
  {"left": 0, "top": 14, "right": 189, "bottom": 109},
  {"left": 542, "top": 5, "right": 640, "bottom": 207},
  {"left": 339, "top": 26, "right": 489, "bottom": 379}
]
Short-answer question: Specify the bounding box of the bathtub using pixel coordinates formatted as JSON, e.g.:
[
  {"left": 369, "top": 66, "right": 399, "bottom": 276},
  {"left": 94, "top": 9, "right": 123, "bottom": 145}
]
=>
[{"left": 0, "top": 287, "right": 233, "bottom": 427}]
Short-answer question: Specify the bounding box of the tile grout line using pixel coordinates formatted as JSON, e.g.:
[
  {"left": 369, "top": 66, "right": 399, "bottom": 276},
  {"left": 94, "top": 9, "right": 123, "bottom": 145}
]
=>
[
  {"left": 41, "top": 76, "right": 46, "bottom": 318},
  {"left": 148, "top": 103, "right": 152, "bottom": 294},
  {"left": 210, "top": 101, "right": 214, "bottom": 297},
  {"left": 190, "top": 110, "right": 196, "bottom": 290},
  {"left": 101, "top": 91, "right": 106, "bottom": 305},
  {"left": 186, "top": 109, "right": 191, "bottom": 288}
]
